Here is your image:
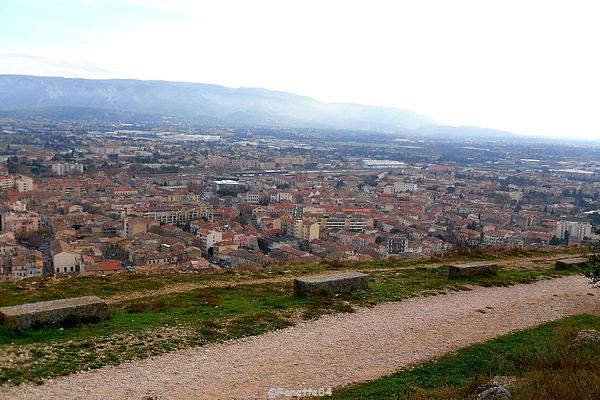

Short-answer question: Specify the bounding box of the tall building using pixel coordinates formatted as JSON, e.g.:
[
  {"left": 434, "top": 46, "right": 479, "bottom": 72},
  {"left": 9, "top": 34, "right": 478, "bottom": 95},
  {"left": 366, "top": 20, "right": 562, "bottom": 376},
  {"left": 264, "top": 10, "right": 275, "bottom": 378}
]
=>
[
  {"left": 556, "top": 221, "right": 592, "bottom": 240},
  {"left": 0, "top": 175, "right": 34, "bottom": 192},
  {"left": 393, "top": 182, "right": 418, "bottom": 193},
  {"left": 124, "top": 218, "right": 149, "bottom": 239},
  {"left": 51, "top": 162, "right": 84, "bottom": 176},
  {"left": 292, "top": 219, "right": 320, "bottom": 241},
  {"left": 388, "top": 236, "right": 408, "bottom": 255}
]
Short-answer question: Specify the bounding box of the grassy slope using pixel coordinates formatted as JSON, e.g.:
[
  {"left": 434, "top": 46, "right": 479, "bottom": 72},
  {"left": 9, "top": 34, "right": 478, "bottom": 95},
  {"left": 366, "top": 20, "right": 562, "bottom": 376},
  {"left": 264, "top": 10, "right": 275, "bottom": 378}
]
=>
[
  {"left": 330, "top": 314, "right": 600, "bottom": 400},
  {"left": 0, "top": 247, "right": 582, "bottom": 307},
  {"left": 0, "top": 249, "right": 586, "bottom": 385}
]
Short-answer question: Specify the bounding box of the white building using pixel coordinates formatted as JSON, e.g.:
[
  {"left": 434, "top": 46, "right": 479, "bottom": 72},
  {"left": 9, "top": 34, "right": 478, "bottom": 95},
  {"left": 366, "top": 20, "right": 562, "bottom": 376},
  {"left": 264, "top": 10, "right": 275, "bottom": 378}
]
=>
[
  {"left": 271, "top": 192, "right": 293, "bottom": 202},
  {"left": 15, "top": 176, "right": 34, "bottom": 192},
  {"left": 195, "top": 228, "right": 223, "bottom": 256},
  {"left": 50, "top": 240, "right": 83, "bottom": 275},
  {"left": 556, "top": 221, "right": 592, "bottom": 240},
  {"left": 214, "top": 179, "right": 245, "bottom": 192},
  {"left": 363, "top": 159, "right": 406, "bottom": 169},
  {"left": 51, "top": 162, "right": 84, "bottom": 176},
  {"left": 245, "top": 193, "right": 261, "bottom": 204},
  {"left": 393, "top": 182, "right": 418, "bottom": 193}
]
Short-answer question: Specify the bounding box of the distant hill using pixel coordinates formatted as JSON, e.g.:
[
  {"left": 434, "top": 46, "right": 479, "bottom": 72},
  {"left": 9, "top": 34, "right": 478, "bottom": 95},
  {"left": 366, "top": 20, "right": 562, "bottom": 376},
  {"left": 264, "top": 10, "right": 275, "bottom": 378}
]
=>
[
  {"left": 0, "top": 74, "right": 434, "bottom": 131},
  {"left": 0, "top": 106, "right": 163, "bottom": 123}
]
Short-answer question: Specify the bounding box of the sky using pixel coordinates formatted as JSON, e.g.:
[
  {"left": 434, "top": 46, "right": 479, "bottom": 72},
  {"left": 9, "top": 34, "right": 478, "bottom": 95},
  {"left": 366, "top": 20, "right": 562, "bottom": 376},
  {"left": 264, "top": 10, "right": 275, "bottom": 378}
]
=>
[{"left": 0, "top": 0, "right": 599, "bottom": 140}]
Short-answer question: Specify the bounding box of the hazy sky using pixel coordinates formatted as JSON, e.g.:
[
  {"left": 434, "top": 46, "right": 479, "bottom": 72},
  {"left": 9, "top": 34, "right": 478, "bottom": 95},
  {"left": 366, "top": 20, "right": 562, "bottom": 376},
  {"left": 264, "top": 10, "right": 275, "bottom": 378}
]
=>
[{"left": 1, "top": 0, "right": 599, "bottom": 140}]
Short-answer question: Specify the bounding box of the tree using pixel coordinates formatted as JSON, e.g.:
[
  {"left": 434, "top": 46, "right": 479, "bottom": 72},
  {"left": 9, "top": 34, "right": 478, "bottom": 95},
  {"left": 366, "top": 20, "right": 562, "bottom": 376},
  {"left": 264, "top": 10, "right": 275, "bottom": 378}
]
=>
[
  {"left": 298, "top": 240, "right": 310, "bottom": 252},
  {"left": 583, "top": 242, "right": 600, "bottom": 285},
  {"left": 549, "top": 236, "right": 562, "bottom": 246},
  {"left": 257, "top": 238, "right": 270, "bottom": 254},
  {"left": 104, "top": 244, "right": 129, "bottom": 262},
  {"left": 17, "top": 228, "right": 50, "bottom": 249},
  {"left": 364, "top": 175, "right": 378, "bottom": 187},
  {"left": 447, "top": 230, "right": 481, "bottom": 256}
]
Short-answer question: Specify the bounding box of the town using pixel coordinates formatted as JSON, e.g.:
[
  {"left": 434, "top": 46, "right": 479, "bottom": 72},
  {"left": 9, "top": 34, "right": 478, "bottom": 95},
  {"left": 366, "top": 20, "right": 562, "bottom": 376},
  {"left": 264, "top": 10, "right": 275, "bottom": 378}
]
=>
[{"left": 1, "top": 118, "right": 599, "bottom": 281}]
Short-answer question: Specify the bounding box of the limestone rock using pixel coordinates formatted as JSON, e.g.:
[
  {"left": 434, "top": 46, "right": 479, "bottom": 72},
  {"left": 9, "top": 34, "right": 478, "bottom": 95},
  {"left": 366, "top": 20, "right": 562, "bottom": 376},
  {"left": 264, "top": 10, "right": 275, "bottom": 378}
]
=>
[
  {"left": 473, "top": 385, "right": 512, "bottom": 400},
  {"left": 0, "top": 296, "right": 108, "bottom": 329},
  {"left": 449, "top": 262, "right": 498, "bottom": 278},
  {"left": 294, "top": 272, "right": 368, "bottom": 296},
  {"left": 570, "top": 329, "right": 600, "bottom": 349}
]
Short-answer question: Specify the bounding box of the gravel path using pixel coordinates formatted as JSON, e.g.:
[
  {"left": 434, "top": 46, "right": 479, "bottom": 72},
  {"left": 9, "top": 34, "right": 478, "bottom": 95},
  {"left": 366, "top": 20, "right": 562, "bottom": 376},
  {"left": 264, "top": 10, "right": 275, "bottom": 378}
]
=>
[{"left": 3, "top": 275, "right": 597, "bottom": 400}]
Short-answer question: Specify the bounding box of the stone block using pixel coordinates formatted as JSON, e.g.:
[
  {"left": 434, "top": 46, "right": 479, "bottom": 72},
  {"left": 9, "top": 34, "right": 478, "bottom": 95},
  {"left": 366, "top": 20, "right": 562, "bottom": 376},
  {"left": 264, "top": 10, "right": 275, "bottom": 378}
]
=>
[
  {"left": 448, "top": 262, "right": 498, "bottom": 278},
  {"left": 554, "top": 257, "right": 589, "bottom": 269},
  {"left": 0, "top": 296, "right": 108, "bottom": 329},
  {"left": 294, "top": 272, "right": 369, "bottom": 296}
]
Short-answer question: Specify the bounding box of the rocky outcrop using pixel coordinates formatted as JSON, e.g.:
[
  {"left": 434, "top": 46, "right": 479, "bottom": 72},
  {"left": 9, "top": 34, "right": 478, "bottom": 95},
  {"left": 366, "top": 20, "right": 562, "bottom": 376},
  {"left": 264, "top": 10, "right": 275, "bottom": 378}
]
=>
[
  {"left": 569, "top": 329, "right": 600, "bottom": 349},
  {"left": 473, "top": 385, "right": 512, "bottom": 400}
]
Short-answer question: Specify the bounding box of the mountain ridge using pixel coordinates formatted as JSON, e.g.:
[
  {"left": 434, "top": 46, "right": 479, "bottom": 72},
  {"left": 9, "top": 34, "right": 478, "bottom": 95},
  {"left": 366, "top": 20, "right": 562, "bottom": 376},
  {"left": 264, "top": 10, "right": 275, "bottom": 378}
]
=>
[{"left": 0, "top": 74, "right": 434, "bottom": 131}]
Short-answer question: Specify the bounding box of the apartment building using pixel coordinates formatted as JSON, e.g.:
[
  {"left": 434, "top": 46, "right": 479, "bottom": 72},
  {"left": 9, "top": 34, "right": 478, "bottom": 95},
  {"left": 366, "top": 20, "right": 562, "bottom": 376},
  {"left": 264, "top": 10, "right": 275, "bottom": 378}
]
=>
[
  {"left": 0, "top": 175, "right": 34, "bottom": 192},
  {"left": 0, "top": 211, "right": 40, "bottom": 234},
  {"left": 393, "top": 182, "right": 418, "bottom": 193},
  {"left": 130, "top": 204, "right": 213, "bottom": 224},
  {"left": 292, "top": 219, "right": 320, "bottom": 241},
  {"left": 51, "top": 162, "right": 84, "bottom": 176},
  {"left": 556, "top": 221, "right": 593, "bottom": 240}
]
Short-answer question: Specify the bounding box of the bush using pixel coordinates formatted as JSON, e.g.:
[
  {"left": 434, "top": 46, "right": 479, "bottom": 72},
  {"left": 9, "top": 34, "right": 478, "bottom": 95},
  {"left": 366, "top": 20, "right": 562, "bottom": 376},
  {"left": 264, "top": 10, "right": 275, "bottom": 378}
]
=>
[{"left": 583, "top": 242, "right": 600, "bottom": 285}]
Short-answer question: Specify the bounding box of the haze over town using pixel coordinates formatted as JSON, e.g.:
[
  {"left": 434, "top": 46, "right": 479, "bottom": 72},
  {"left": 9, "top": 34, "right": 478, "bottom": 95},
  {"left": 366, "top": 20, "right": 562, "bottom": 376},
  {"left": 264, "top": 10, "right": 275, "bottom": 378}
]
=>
[{"left": 1, "top": 0, "right": 599, "bottom": 140}]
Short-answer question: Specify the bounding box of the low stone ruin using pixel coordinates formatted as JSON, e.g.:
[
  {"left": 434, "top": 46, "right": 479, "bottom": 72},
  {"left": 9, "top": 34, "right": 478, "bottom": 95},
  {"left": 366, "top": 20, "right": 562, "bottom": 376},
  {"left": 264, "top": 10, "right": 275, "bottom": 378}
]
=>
[
  {"left": 294, "top": 272, "right": 369, "bottom": 296},
  {"left": 554, "top": 257, "right": 589, "bottom": 269},
  {"left": 0, "top": 296, "right": 108, "bottom": 329},
  {"left": 448, "top": 262, "right": 498, "bottom": 278}
]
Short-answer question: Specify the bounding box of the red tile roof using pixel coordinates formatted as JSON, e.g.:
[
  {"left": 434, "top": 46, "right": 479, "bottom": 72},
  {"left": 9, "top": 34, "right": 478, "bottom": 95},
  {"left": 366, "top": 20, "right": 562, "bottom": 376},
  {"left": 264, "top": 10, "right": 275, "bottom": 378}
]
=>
[{"left": 97, "top": 260, "right": 121, "bottom": 271}]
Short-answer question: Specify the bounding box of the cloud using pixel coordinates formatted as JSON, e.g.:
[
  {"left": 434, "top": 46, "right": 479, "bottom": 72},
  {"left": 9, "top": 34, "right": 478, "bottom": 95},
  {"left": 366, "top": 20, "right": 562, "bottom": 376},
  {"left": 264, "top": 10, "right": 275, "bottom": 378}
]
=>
[{"left": 0, "top": 53, "right": 113, "bottom": 78}]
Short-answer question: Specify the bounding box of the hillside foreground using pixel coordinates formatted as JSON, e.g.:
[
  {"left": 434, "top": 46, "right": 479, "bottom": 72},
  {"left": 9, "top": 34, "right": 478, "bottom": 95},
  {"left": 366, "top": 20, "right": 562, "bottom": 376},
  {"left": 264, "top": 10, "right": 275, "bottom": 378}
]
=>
[{"left": 1, "top": 273, "right": 598, "bottom": 400}]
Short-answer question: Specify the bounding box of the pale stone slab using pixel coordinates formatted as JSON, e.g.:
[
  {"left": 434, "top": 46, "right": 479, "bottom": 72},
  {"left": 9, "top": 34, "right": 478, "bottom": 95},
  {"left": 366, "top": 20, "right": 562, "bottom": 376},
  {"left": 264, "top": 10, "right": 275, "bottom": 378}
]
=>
[
  {"left": 0, "top": 296, "right": 108, "bottom": 329},
  {"left": 448, "top": 262, "right": 498, "bottom": 278},
  {"left": 294, "top": 272, "right": 369, "bottom": 296},
  {"left": 555, "top": 257, "right": 589, "bottom": 269}
]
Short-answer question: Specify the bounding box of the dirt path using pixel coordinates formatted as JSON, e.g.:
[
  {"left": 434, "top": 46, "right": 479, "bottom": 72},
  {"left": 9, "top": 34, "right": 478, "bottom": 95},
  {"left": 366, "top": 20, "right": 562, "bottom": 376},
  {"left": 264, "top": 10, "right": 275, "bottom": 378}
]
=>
[
  {"left": 3, "top": 275, "right": 597, "bottom": 400},
  {"left": 106, "top": 253, "right": 571, "bottom": 304}
]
